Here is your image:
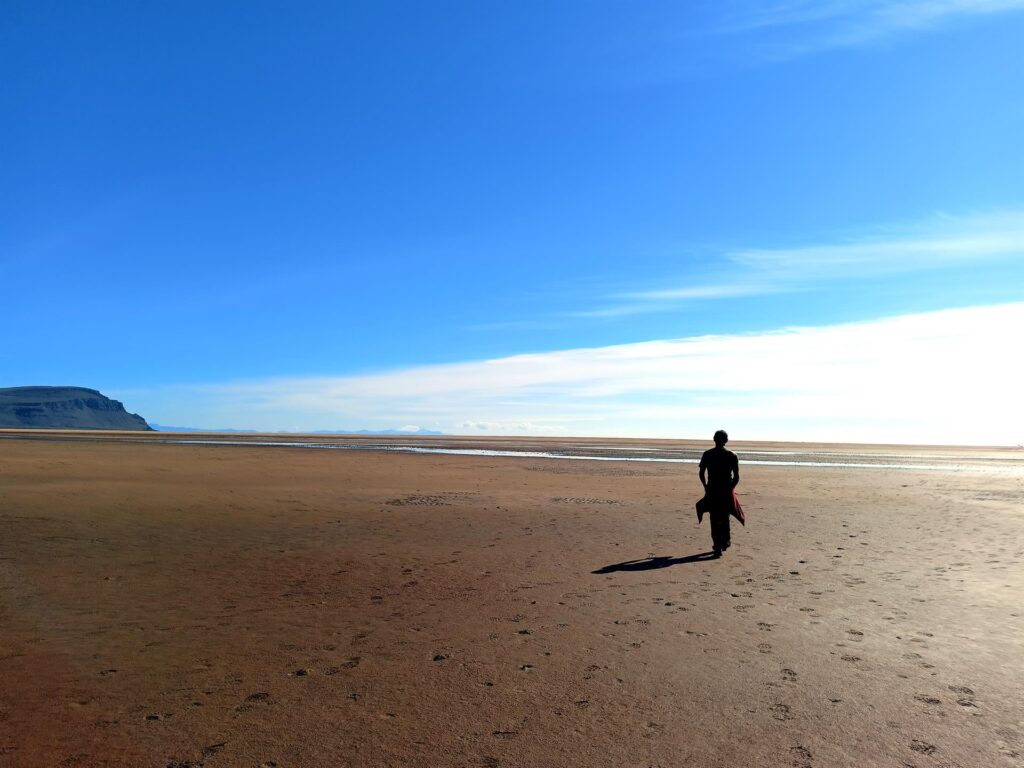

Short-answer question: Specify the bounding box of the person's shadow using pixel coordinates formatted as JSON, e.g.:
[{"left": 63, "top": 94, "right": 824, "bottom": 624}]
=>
[{"left": 591, "top": 552, "right": 718, "bottom": 574}]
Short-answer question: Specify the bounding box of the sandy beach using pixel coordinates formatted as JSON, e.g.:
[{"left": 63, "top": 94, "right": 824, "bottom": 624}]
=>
[{"left": 1, "top": 433, "right": 1022, "bottom": 767}]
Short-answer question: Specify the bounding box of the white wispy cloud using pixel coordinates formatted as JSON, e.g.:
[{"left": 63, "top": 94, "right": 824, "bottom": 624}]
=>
[
  {"left": 622, "top": 284, "right": 768, "bottom": 301},
  {"left": 721, "top": 0, "right": 1024, "bottom": 54},
  {"left": 596, "top": 209, "right": 1024, "bottom": 315},
  {"left": 572, "top": 284, "right": 773, "bottom": 318},
  {"left": 460, "top": 420, "right": 566, "bottom": 433},
  {"left": 125, "top": 303, "right": 1024, "bottom": 445}
]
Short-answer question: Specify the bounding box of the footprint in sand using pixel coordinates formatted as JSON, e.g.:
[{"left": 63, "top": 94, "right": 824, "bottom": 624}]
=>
[
  {"left": 790, "top": 745, "right": 813, "bottom": 767},
  {"left": 949, "top": 685, "right": 977, "bottom": 707},
  {"left": 202, "top": 743, "right": 226, "bottom": 758},
  {"left": 910, "top": 739, "right": 938, "bottom": 755},
  {"left": 782, "top": 668, "right": 798, "bottom": 682},
  {"left": 771, "top": 703, "right": 794, "bottom": 721},
  {"left": 758, "top": 643, "right": 772, "bottom": 653}
]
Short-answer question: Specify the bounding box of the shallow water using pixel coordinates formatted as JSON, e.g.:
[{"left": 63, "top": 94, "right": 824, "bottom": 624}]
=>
[
  {"left": 156, "top": 438, "right": 1024, "bottom": 474},
  {"left": 3, "top": 432, "right": 1020, "bottom": 473}
]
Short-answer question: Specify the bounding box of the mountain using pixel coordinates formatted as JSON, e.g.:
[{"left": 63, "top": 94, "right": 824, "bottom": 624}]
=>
[
  {"left": 316, "top": 428, "right": 445, "bottom": 436},
  {"left": 0, "top": 386, "right": 152, "bottom": 431},
  {"left": 149, "top": 425, "right": 258, "bottom": 434},
  {"left": 150, "top": 425, "right": 445, "bottom": 436}
]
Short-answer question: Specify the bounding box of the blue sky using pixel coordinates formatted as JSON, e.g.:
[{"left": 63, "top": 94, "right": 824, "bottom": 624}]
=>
[{"left": 2, "top": 1, "right": 1022, "bottom": 441}]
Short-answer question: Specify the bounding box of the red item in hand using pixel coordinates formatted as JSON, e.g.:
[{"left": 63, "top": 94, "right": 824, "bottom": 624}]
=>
[{"left": 731, "top": 491, "right": 745, "bottom": 526}]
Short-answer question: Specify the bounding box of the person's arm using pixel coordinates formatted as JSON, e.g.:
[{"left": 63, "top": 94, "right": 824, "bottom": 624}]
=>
[
  {"left": 731, "top": 455, "right": 740, "bottom": 489},
  {"left": 699, "top": 457, "right": 708, "bottom": 490}
]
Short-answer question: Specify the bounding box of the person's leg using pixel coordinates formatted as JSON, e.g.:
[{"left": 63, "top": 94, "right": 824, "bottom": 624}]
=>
[{"left": 712, "top": 514, "right": 729, "bottom": 557}]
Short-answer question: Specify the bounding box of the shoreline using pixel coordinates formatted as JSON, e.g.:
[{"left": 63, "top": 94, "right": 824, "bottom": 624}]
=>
[{"left": 2, "top": 429, "right": 1021, "bottom": 474}]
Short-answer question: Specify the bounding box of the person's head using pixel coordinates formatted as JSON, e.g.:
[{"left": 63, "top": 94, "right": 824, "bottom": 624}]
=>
[{"left": 713, "top": 429, "right": 728, "bottom": 447}]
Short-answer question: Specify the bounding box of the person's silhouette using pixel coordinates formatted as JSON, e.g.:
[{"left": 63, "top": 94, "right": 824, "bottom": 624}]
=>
[{"left": 698, "top": 430, "right": 740, "bottom": 557}]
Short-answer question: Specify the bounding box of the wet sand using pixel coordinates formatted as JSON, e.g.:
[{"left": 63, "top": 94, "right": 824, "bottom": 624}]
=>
[{"left": 1, "top": 434, "right": 1022, "bottom": 767}]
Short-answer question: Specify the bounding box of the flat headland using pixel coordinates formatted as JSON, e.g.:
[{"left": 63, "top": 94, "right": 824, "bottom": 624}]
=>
[{"left": 1, "top": 432, "right": 1021, "bottom": 767}]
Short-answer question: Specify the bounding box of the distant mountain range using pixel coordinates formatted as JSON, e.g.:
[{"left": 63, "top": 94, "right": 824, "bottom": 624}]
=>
[
  {"left": 0, "top": 386, "right": 151, "bottom": 430},
  {"left": 151, "top": 425, "right": 445, "bottom": 436},
  {"left": 0, "top": 385, "right": 443, "bottom": 436}
]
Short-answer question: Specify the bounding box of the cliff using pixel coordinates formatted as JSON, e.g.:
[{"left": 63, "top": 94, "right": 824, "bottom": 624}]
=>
[{"left": 0, "top": 386, "right": 152, "bottom": 430}]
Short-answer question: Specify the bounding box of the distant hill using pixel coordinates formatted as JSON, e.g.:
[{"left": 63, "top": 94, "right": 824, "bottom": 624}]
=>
[
  {"left": 150, "top": 425, "right": 259, "bottom": 434},
  {"left": 151, "top": 425, "right": 444, "bottom": 436},
  {"left": 0, "top": 386, "right": 151, "bottom": 431},
  {"left": 315, "top": 428, "right": 445, "bottom": 436}
]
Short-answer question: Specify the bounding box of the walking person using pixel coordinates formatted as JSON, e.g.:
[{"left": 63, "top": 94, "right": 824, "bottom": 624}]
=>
[{"left": 699, "top": 430, "right": 740, "bottom": 557}]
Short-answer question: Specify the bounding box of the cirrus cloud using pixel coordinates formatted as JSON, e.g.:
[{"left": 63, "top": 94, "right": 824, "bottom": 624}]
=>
[
  {"left": 585, "top": 209, "right": 1024, "bottom": 317},
  {"left": 719, "top": 0, "right": 1024, "bottom": 57}
]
